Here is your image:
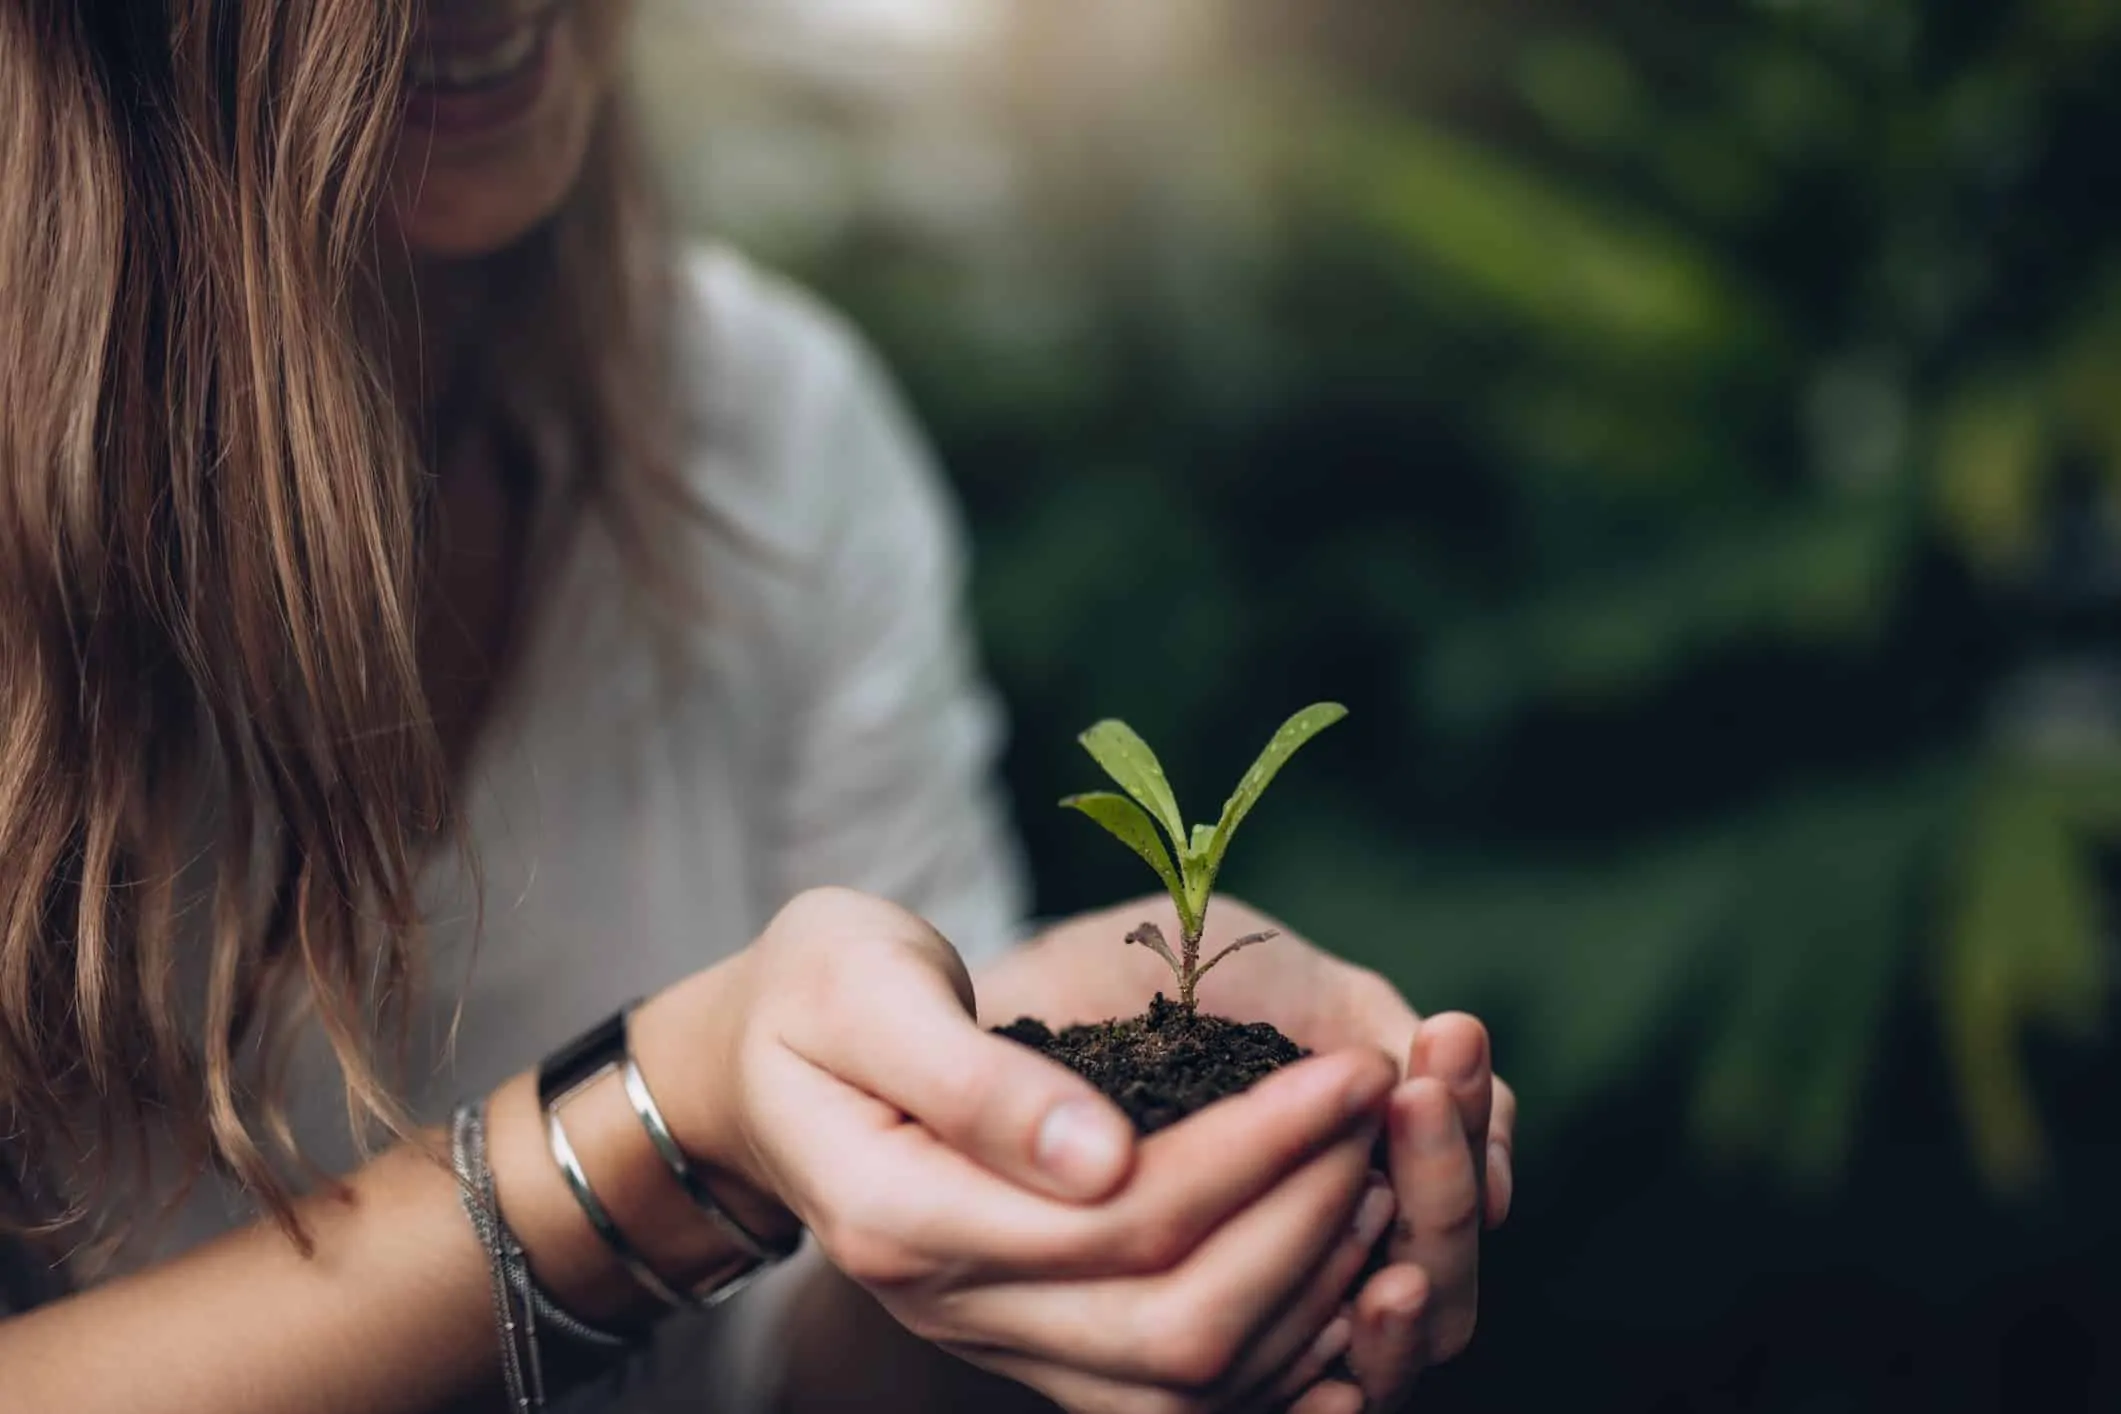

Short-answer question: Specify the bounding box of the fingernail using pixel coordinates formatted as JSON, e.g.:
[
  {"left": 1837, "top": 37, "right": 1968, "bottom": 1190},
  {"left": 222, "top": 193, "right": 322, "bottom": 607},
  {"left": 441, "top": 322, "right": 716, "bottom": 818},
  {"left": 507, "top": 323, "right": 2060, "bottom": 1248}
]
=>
[
  {"left": 1446, "top": 1040, "right": 1485, "bottom": 1087},
  {"left": 1035, "top": 1100, "right": 1127, "bottom": 1190},
  {"left": 1308, "top": 1314, "right": 1354, "bottom": 1367},
  {"left": 1488, "top": 1141, "right": 1513, "bottom": 1218},
  {"left": 1352, "top": 1182, "right": 1396, "bottom": 1249}
]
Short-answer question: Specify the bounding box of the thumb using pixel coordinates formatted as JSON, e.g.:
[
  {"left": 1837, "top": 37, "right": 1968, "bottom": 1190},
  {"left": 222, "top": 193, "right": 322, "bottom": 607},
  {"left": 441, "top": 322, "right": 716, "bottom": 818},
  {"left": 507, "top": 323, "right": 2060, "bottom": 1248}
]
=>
[{"left": 785, "top": 891, "right": 1138, "bottom": 1203}]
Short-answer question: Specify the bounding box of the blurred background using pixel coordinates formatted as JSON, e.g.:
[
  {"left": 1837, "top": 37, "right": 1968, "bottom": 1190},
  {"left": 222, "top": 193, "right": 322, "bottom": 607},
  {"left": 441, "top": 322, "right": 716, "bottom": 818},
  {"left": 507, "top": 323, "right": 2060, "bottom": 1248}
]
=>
[{"left": 632, "top": 1, "right": 2121, "bottom": 1408}]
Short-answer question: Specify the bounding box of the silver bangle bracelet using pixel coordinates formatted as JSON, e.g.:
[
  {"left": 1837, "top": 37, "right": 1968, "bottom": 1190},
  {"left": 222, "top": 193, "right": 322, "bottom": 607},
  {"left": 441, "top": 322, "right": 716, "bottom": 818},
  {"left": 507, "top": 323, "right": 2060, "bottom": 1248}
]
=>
[
  {"left": 620, "top": 1055, "right": 801, "bottom": 1266},
  {"left": 542, "top": 1105, "right": 700, "bottom": 1312},
  {"left": 536, "top": 1003, "right": 798, "bottom": 1315}
]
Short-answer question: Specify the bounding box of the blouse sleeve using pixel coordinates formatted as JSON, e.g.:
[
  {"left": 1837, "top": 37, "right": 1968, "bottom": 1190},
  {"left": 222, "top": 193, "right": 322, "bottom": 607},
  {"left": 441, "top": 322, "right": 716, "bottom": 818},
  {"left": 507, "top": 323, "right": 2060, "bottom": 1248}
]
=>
[{"left": 760, "top": 308, "right": 1031, "bottom": 967}]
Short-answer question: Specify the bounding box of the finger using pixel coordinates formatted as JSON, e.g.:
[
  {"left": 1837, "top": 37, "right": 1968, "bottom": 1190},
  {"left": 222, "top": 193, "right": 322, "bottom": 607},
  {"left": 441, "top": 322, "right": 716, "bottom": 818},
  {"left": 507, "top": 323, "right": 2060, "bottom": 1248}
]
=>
[
  {"left": 787, "top": 896, "right": 1138, "bottom": 1202},
  {"left": 966, "top": 1350, "right": 1369, "bottom": 1414},
  {"left": 1228, "top": 1178, "right": 1394, "bottom": 1395},
  {"left": 779, "top": 1044, "right": 1396, "bottom": 1284},
  {"left": 1487, "top": 1077, "right": 1517, "bottom": 1229},
  {"left": 1411, "top": 1013, "right": 1493, "bottom": 1159},
  {"left": 1112, "top": 1048, "right": 1396, "bottom": 1274},
  {"left": 1347, "top": 1263, "right": 1432, "bottom": 1406},
  {"left": 1289, "top": 1382, "right": 1367, "bottom": 1414},
  {"left": 1257, "top": 1309, "right": 1353, "bottom": 1411},
  {"left": 941, "top": 1123, "right": 1379, "bottom": 1385},
  {"left": 1386, "top": 1079, "right": 1479, "bottom": 1363},
  {"left": 1342, "top": 964, "right": 1419, "bottom": 1077},
  {"left": 944, "top": 1349, "right": 1153, "bottom": 1414}
]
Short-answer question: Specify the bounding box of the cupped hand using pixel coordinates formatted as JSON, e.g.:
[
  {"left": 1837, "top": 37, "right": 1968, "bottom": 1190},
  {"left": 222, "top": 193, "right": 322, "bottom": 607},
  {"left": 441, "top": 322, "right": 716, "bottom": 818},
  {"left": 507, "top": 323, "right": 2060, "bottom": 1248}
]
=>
[
  {"left": 657, "top": 888, "right": 1403, "bottom": 1413},
  {"left": 980, "top": 898, "right": 1518, "bottom": 1412}
]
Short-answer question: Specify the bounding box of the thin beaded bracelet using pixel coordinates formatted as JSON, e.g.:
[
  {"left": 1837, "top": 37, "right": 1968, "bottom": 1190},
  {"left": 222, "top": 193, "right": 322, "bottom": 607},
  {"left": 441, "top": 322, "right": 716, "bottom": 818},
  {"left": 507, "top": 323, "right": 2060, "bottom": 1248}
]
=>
[
  {"left": 452, "top": 1100, "right": 545, "bottom": 1412},
  {"left": 452, "top": 1102, "right": 635, "bottom": 1414}
]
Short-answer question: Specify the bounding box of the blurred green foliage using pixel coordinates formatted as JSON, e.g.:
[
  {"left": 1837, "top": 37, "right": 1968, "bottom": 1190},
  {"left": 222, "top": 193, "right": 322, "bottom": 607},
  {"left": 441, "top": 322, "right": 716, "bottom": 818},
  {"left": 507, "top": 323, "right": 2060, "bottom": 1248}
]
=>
[
  {"left": 641, "top": 2, "right": 2121, "bottom": 1398},
  {"left": 658, "top": 0, "right": 2121, "bottom": 1190}
]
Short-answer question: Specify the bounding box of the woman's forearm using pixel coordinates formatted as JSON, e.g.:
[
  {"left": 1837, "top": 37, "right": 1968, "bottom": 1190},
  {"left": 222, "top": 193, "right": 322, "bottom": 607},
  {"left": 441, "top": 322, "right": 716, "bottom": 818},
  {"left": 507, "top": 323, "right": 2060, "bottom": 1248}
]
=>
[
  {"left": 0, "top": 981, "right": 779, "bottom": 1414},
  {"left": 0, "top": 1138, "right": 496, "bottom": 1414}
]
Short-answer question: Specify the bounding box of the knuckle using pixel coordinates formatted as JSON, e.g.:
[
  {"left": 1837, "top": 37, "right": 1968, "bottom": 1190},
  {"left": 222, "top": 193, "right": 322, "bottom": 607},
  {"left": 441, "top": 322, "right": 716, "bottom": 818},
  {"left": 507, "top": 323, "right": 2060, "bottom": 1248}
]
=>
[
  {"left": 1110, "top": 1217, "right": 1191, "bottom": 1275},
  {"left": 912, "top": 1054, "right": 991, "bottom": 1132},
  {"left": 818, "top": 1208, "right": 929, "bottom": 1289},
  {"left": 831, "top": 1230, "right": 925, "bottom": 1289},
  {"left": 889, "top": 1298, "right": 958, "bottom": 1347},
  {"left": 1426, "top": 1195, "right": 1483, "bottom": 1244},
  {"left": 897, "top": 929, "right": 977, "bottom": 1010},
  {"left": 1352, "top": 964, "right": 1399, "bottom": 1002},
  {"left": 802, "top": 960, "right": 865, "bottom": 1030},
  {"left": 1136, "top": 1303, "right": 1239, "bottom": 1390},
  {"left": 772, "top": 885, "right": 855, "bottom": 935},
  {"left": 772, "top": 888, "right": 921, "bottom": 968}
]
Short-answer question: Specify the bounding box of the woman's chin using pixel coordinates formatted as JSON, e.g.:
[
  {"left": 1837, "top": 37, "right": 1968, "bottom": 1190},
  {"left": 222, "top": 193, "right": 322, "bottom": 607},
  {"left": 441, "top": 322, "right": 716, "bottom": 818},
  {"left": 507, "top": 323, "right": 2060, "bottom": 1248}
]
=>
[
  {"left": 388, "top": 199, "right": 557, "bottom": 262},
  {"left": 385, "top": 139, "right": 583, "bottom": 258}
]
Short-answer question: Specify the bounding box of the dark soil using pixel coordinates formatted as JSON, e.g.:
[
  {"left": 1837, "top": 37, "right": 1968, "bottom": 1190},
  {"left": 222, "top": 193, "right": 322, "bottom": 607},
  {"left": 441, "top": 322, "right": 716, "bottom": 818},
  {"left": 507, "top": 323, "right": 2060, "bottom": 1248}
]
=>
[
  {"left": 995, "top": 992, "right": 1308, "bottom": 1134},
  {"left": 1003, "top": 993, "right": 1391, "bottom": 1390}
]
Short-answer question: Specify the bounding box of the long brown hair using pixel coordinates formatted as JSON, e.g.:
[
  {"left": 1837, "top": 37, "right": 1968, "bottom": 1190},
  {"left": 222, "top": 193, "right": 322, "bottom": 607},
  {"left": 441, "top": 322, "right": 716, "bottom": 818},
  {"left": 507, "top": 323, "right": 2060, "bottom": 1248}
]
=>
[{"left": 0, "top": 0, "right": 685, "bottom": 1249}]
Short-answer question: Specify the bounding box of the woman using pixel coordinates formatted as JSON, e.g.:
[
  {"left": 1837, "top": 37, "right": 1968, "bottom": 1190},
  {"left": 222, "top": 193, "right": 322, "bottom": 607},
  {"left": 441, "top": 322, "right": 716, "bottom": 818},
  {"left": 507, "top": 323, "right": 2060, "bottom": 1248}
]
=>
[{"left": 0, "top": 3, "right": 1516, "bottom": 1412}]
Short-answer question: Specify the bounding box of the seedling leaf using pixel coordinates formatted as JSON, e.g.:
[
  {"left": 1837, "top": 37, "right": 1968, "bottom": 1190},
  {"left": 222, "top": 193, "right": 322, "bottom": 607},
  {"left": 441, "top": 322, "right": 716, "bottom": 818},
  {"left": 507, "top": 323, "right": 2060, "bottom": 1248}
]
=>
[
  {"left": 1126, "top": 921, "right": 1184, "bottom": 982},
  {"left": 1204, "top": 703, "right": 1348, "bottom": 887},
  {"left": 1196, "top": 930, "right": 1281, "bottom": 984},
  {"left": 1061, "top": 792, "right": 1192, "bottom": 927},
  {"left": 1078, "top": 720, "right": 1189, "bottom": 855},
  {"left": 1062, "top": 703, "right": 1345, "bottom": 1013}
]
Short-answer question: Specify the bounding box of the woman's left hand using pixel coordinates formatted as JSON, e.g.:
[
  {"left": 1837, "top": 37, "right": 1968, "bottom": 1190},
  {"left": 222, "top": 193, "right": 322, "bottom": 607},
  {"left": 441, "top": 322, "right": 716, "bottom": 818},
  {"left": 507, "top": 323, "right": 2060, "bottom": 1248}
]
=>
[{"left": 979, "top": 898, "right": 1516, "bottom": 1412}]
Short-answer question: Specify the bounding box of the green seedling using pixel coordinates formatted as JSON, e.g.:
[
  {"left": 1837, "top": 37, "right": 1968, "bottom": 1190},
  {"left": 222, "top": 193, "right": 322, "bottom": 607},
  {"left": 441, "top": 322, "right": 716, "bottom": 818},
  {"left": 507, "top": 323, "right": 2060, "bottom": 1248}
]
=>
[{"left": 1061, "top": 702, "right": 1347, "bottom": 1013}]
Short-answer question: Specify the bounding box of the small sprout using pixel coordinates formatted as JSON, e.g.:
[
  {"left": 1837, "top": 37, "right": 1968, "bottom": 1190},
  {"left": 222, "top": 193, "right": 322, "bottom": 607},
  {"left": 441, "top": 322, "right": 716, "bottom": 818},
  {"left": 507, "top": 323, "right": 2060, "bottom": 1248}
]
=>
[{"left": 1062, "top": 702, "right": 1347, "bottom": 1011}]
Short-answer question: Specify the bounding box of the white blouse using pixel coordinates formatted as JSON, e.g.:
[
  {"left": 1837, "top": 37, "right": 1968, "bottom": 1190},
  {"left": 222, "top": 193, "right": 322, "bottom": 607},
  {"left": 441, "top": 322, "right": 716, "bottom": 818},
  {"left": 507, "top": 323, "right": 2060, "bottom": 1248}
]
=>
[{"left": 150, "top": 244, "right": 1033, "bottom": 1409}]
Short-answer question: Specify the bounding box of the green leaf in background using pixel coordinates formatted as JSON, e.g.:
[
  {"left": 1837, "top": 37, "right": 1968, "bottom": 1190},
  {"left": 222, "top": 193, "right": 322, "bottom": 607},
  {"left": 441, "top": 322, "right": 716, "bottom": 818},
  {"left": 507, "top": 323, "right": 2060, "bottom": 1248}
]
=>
[
  {"left": 1239, "top": 815, "right": 1735, "bottom": 1121},
  {"left": 1939, "top": 751, "right": 2118, "bottom": 1190},
  {"left": 1931, "top": 375, "right": 2049, "bottom": 577},
  {"left": 1244, "top": 762, "right": 1997, "bottom": 1188},
  {"left": 1420, "top": 503, "right": 1911, "bottom": 733},
  {"left": 1077, "top": 720, "right": 1190, "bottom": 857},
  {"left": 1689, "top": 772, "right": 1952, "bottom": 1184},
  {"left": 634, "top": 0, "right": 2121, "bottom": 1218},
  {"left": 1060, "top": 791, "right": 1193, "bottom": 930},
  {"left": 1514, "top": 34, "right": 1644, "bottom": 156},
  {"left": 1300, "top": 100, "right": 1772, "bottom": 370},
  {"left": 1202, "top": 703, "right": 1349, "bottom": 898}
]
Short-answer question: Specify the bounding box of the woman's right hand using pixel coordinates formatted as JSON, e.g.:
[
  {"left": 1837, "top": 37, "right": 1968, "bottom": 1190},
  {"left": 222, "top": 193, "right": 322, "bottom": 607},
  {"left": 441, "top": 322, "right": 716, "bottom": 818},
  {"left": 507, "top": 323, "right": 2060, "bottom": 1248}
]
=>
[{"left": 637, "top": 887, "right": 1399, "bottom": 1414}]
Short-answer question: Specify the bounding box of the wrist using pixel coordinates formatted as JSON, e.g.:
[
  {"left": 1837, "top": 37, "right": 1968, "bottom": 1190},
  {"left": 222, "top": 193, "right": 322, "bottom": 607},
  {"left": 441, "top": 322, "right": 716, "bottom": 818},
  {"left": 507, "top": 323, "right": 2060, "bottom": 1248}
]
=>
[
  {"left": 627, "top": 958, "right": 802, "bottom": 1251},
  {"left": 484, "top": 967, "right": 796, "bottom": 1328},
  {"left": 488, "top": 1070, "right": 664, "bottom": 1328}
]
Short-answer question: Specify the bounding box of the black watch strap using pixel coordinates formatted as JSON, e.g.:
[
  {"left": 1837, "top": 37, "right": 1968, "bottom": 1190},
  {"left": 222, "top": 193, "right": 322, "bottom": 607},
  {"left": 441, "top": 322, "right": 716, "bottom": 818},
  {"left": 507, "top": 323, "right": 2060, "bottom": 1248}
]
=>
[{"left": 537, "top": 1005, "right": 634, "bottom": 1111}]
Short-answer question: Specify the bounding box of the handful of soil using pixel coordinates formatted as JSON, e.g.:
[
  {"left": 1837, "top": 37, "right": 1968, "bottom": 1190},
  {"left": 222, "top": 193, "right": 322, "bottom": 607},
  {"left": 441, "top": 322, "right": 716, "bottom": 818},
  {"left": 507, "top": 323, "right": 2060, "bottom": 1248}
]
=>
[
  {"left": 997, "top": 992, "right": 1396, "bottom": 1338},
  {"left": 995, "top": 992, "right": 1307, "bottom": 1134}
]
